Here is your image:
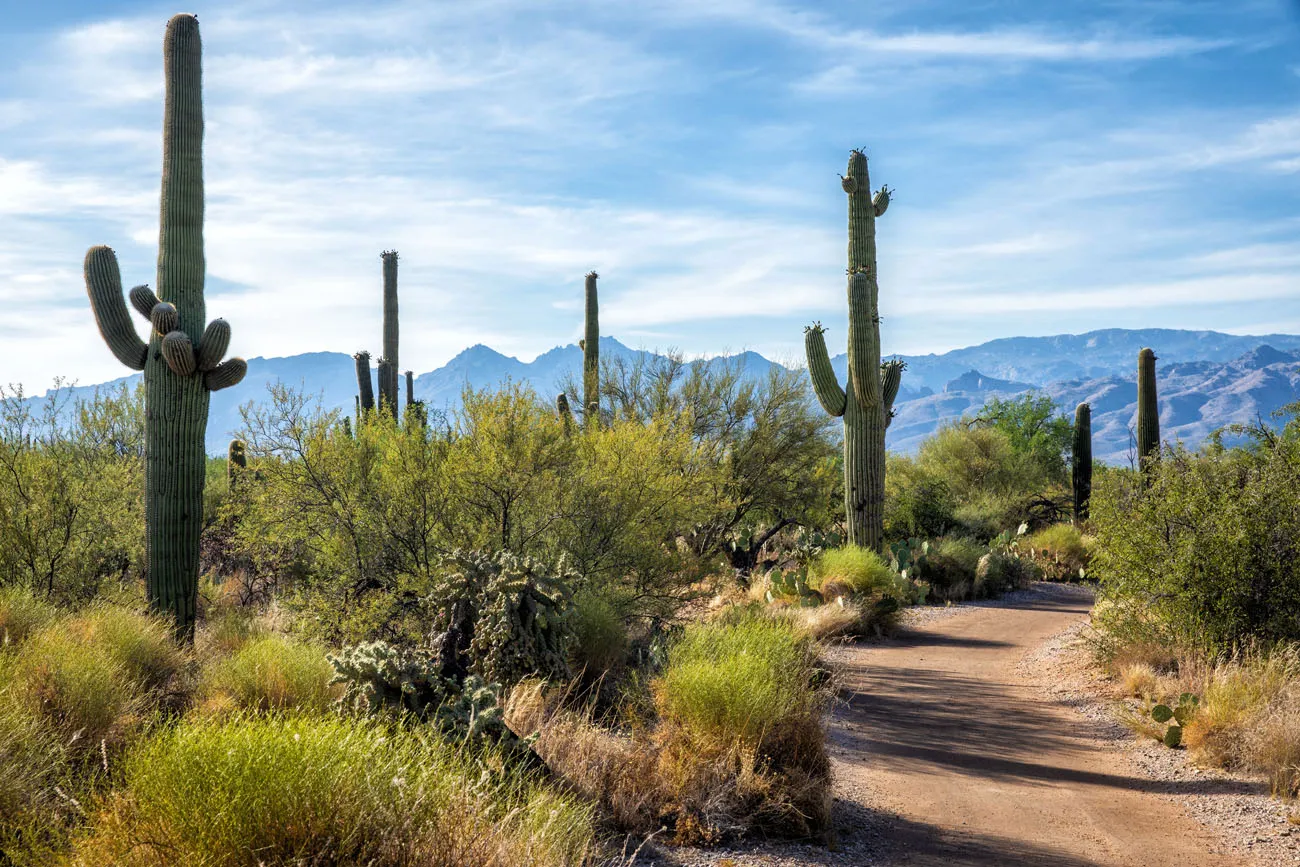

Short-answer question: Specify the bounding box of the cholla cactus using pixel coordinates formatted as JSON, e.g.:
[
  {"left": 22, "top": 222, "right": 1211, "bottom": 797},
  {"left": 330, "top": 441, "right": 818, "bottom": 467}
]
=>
[
  {"left": 83, "top": 15, "right": 246, "bottom": 636},
  {"left": 430, "top": 549, "right": 576, "bottom": 687},
  {"left": 803, "top": 150, "right": 904, "bottom": 551}
]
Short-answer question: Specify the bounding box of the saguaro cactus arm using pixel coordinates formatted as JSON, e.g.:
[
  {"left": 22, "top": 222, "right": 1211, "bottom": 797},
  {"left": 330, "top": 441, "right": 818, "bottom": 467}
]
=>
[
  {"left": 881, "top": 358, "right": 905, "bottom": 429},
  {"left": 85, "top": 247, "right": 148, "bottom": 371},
  {"left": 804, "top": 324, "right": 846, "bottom": 418}
]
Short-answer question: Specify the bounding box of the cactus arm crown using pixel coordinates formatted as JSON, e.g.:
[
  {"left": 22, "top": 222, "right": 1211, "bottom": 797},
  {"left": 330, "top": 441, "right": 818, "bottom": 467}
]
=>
[
  {"left": 804, "top": 324, "right": 846, "bottom": 417},
  {"left": 85, "top": 246, "right": 148, "bottom": 371}
]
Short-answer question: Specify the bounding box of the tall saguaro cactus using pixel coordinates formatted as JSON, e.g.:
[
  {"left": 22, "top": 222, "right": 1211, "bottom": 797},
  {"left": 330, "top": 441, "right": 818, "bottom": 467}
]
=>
[
  {"left": 377, "top": 357, "right": 398, "bottom": 419},
  {"left": 1137, "top": 347, "right": 1160, "bottom": 471},
  {"left": 804, "top": 149, "right": 902, "bottom": 551},
  {"left": 581, "top": 271, "right": 599, "bottom": 428},
  {"left": 1072, "top": 403, "right": 1092, "bottom": 526},
  {"left": 84, "top": 14, "right": 246, "bottom": 636},
  {"left": 381, "top": 251, "right": 400, "bottom": 412}
]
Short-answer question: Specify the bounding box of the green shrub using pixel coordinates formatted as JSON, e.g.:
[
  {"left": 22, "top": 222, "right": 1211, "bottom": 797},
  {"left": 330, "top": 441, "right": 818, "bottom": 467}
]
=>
[
  {"left": 11, "top": 627, "right": 136, "bottom": 744},
  {"left": 1024, "top": 522, "right": 1090, "bottom": 581},
  {"left": 655, "top": 615, "right": 821, "bottom": 745},
  {"left": 883, "top": 455, "right": 955, "bottom": 542},
  {"left": 914, "top": 536, "right": 986, "bottom": 602},
  {"left": 67, "top": 713, "right": 596, "bottom": 866},
  {"left": 570, "top": 590, "right": 628, "bottom": 676},
  {"left": 62, "top": 605, "right": 185, "bottom": 690},
  {"left": 0, "top": 585, "right": 56, "bottom": 646},
  {"left": 1091, "top": 425, "right": 1300, "bottom": 652},
  {"left": 973, "top": 550, "right": 1039, "bottom": 597},
  {"left": 199, "top": 635, "right": 334, "bottom": 713},
  {"left": 0, "top": 671, "right": 70, "bottom": 841},
  {"left": 808, "top": 546, "right": 908, "bottom": 603}
]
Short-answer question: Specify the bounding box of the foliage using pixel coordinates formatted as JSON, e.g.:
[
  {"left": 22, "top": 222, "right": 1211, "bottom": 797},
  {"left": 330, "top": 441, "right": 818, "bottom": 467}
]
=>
[
  {"left": 883, "top": 453, "right": 955, "bottom": 542},
  {"left": 1023, "top": 522, "right": 1091, "bottom": 581},
  {"left": 808, "top": 545, "right": 910, "bottom": 604},
  {"left": 198, "top": 635, "right": 335, "bottom": 713},
  {"left": 0, "top": 584, "right": 57, "bottom": 646},
  {"left": 911, "top": 536, "right": 986, "bottom": 602},
  {"left": 1091, "top": 410, "right": 1300, "bottom": 652},
  {"left": 1148, "top": 693, "right": 1199, "bottom": 748},
  {"left": 66, "top": 713, "right": 596, "bottom": 867},
  {"left": 974, "top": 393, "right": 1073, "bottom": 483},
  {"left": 569, "top": 589, "right": 628, "bottom": 676},
  {"left": 0, "top": 383, "right": 145, "bottom": 603}
]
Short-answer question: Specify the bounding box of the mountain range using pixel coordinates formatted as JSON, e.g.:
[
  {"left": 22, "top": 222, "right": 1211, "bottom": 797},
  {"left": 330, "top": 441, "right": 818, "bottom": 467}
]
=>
[{"left": 34, "top": 328, "right": 1300, "bottom": 464}]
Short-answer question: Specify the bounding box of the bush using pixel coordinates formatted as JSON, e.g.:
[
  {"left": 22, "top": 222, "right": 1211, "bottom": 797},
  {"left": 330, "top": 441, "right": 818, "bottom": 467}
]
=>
[
  {"left": 973, "top": 550, "right": 1038, "bottom": 597},
  {"left": 570, "top": 590, "right": 628, "bottom": 676},
  {"left": 652, "top": 613, "right": 831, "bottom": 840},
  {"left": 9, "top": 607, "right": 182, "bottom": 745},
  {"left": 914, "top": 537, "right": 986, "bottom": 602},
  {"left": 0, "top": 675, "right": 71, "bottom": 847},
  {"left": 808, "top": 546, "right": 908, "bottom": 603},
  {"left": 0, "top": 585, "right": 56, "bottom": 646},
  {"left": 883, "top": 455, "right": 955, "bottom": 542},
  {"left": 655, "top": 615, "right": 821, "bottom": 747},
  {"left": 1091, "top": 430, "right": 1300, "bottom": 652},
  {"left": 1024, "top": 522, "right": 1090, "bottom": 581},
  {"left": 198, "top": 635, "right": 335, "bottom": 714},
  {"left": 67, "top": 714, "right": 596, "bottom": 867}
]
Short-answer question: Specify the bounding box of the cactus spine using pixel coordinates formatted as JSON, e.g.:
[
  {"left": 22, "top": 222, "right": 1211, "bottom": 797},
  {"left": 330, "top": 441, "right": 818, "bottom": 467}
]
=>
[
  {"left": 83, "top": 14, "right": 246, "bottom": 636},
  {"left": 1072, "top": 403, "right": 1092, "bottom": 526},
  {"left": 227, "top": 439, "right": 246, "bottom": 490},
  {"left": 803, "top": 149, "right": 901, "bottom": 552},
  {"left": 582, "top": 271, "right": 599, "bottom": 428},
  {"left": 381, "top": 251, "right": 400, "bottom": 412},
  {"left": 1137, "top": 347, "right": 1160, "bottom": 471},
  {"left": 354, "top": 350, "right": 375, "bottom": 413}
]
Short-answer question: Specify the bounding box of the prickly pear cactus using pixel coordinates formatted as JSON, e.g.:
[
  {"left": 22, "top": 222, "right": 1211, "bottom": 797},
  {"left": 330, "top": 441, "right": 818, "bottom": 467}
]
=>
[
  {"left": 1148, "top": 692, "right": 1198, "bottom": 748},
  {"left": 803, "top": 150, "right": 904, "bottom": 552},
  {"left": 84, "top": 15, "right": 246, "bottom": 636}
]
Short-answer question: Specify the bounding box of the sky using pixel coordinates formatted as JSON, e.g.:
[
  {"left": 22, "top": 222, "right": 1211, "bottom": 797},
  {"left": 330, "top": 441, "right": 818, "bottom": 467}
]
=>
[{"left": 1, "top": 0, "right": 1299, "bottom": 391}]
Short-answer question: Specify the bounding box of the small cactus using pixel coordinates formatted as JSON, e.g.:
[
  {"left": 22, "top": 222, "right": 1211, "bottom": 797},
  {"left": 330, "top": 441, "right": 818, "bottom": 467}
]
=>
[{"left": 227, "top": 439, "right": 246, "bottom": 490}]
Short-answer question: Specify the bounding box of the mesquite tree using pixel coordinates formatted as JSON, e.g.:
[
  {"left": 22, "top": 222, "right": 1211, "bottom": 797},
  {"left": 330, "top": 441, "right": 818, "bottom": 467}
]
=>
[
  {"left": 84, "top": 14, "right": 246, "bottom": 636},
  {"left": 804, "top": 150, "right": 904, "bottom": 551}
]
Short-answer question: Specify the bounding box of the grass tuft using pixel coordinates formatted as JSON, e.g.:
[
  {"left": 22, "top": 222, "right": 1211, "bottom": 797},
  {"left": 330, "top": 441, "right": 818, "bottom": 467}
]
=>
[{"left": 197, "top": 635, "right": 336, "bottom": 714}]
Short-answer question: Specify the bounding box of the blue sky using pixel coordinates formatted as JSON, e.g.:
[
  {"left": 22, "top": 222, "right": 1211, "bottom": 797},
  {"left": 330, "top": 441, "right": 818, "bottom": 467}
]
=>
[{"left": 1, "top": 0, "right": 1298, "bottom": 390}]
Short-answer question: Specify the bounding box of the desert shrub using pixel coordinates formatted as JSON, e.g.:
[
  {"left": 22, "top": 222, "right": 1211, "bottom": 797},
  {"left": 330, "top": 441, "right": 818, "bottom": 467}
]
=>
[
  {"left": 653, "top": 613, "right": 830, "bottom": 840},
  {"left": 0, "top": 670, "right": 72, "bottom": 843},
  {"left": 913, "top": 536, "right": 986, "bottom": 601},
  {"left": 570, "top": 589, "right": 628, "bottom": 676},
  {"left": 808, "top": 546, "right": 908, "bottom": 603},
  {"left": 0, "top": 383, "right": 146, "bottom": 604},
  {"left": 1024, "top": 522, "right": 1090, "bottom": 581},
  {"left": 883, "top": 454, "right": 955, "bottom": 542},
  {"left": 0, "top": 585, "right": 57, "bottom": 646},
  {"left": 9, "top": 607, "right": 182, "bottom": 745},
  {"left": 655, "top": 614, "right": 823, "bottom": 746},
  {"left": 66, "top": 713, "right": 596, "bottom": 867},
  {"left": 973, "top": 550, "right": 1038, "bottom": 597},
  {"left": 198, "top": 635, "right": 335, "bottom": 714},
  {"left": 1091, "top": 423, "right": 1300, "bottom": 652}
]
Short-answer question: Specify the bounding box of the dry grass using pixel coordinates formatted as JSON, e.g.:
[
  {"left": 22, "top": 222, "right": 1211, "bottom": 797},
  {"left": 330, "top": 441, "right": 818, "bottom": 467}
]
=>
[{"left": 771, "top": 599, "right": 867, "bottom": 642}]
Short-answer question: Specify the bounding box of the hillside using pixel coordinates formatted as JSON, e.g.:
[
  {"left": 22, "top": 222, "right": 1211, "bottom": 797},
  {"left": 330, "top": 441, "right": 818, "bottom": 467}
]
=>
[{"left": 39, "top": 328, "right": 1300, "bottom": 461}]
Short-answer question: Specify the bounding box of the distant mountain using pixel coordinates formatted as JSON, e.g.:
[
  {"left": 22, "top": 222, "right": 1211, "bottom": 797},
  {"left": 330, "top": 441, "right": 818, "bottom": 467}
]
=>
[{"left": 33, "top": 329, "right": 1300, "bottom": 462}]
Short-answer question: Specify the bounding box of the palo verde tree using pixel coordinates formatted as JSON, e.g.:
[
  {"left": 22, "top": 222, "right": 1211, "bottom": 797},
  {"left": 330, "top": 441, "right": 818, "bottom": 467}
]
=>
[
  {"left": 804, "top": 149, "right": 904, "bottom": 551},
  {"left": 84, "top": 14, "right": 246, "bottom": 636}
]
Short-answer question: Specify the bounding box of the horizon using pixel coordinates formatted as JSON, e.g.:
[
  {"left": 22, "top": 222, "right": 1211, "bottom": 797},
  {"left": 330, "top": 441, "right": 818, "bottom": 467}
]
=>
[{"left": 2, "top": 1, "right": 1299, "bottom": 391}]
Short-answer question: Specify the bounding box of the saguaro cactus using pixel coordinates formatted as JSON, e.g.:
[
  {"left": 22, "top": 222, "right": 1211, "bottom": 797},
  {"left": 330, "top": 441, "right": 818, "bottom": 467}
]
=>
[
  {"left": 227, "top": 439, "right": 247, "bottom": 490},
  {"left": 381, "top": 251, "right": 400, "bottom": 411},
  {"left": 1072, "top": 403, "right": 1092, "bottom": 526},
  {"left": 377, "top": 357, "right": 398, "bottom": 419},
  {"left": 405, "top": 369, "right": 415, "bottom": 408},
  {"left": 582, "top": 271, "right": 599, "bottom": 428},
  {"left": 84, "top": 14, "right": 246, "bottom": 636},
  {"left": 803, "top": 149, "right": 902, "bottom": 551},
  {"left": 556, "top": 393, "right": 573, "bottom": 434},
  {"left": 354, "top": 350, "right": 375, "bottom": 413},
  {"left": 1137, "top": 347, "right": 1160, "bottom": 471}
]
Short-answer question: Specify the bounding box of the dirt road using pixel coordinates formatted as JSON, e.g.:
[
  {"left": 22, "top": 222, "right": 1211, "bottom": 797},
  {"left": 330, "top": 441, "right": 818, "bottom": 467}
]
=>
[{"left": 829, "top": 583, "right": 1253, "bottom": 867}]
